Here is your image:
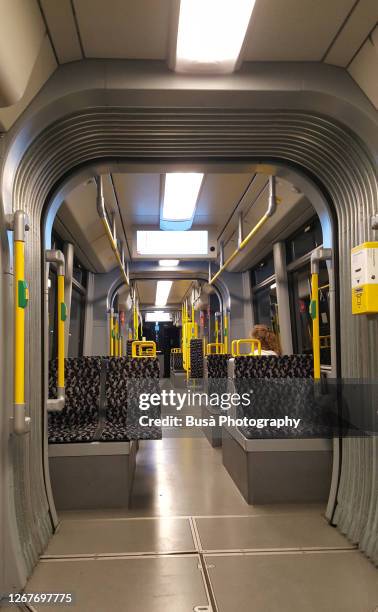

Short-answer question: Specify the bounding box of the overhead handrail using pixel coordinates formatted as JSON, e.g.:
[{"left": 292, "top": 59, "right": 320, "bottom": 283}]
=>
[
  {"left": 96, "top": 175, "right": 129, "bottom": 287},
  {"left": 231, "top": 338, "right": 261, "bottom": 357},
  {"left": 209, "top": 176, "right": 277, "bottom": 286},
  {"left": 310, "top": 247, "right": 332, "bottom": 379},
  {"left": 132, "top": 340, "right": 156, "bottom": 358},
  {"left": 7, "top": 211, "right": 31, "bottom": 434},
  {"left": 45, "top": 250, "right": 66, "bottom": 412}
]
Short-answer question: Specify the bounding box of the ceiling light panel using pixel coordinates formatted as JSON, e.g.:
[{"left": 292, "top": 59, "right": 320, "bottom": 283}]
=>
[
  {"left": 161, "top": 173, "right": 203, "bottom": 230},
  {"left": 137, "top": 230, "right": 208, "bottom": 256},
  {"left": 159, "top": 259, "right": 180, "bottom": 267},
  {"left": 145, "top": 311, "right": 172, "bottom": 322},
  {"left": 175, "top": 0, "right": 256, "bottom": 74},
  {"left": 155, "top": 281, "right": 173, "bottom": 307}
]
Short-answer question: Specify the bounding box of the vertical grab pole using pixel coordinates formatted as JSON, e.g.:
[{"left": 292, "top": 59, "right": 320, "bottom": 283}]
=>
[
  {"left": 57, "top": 271, "right": 66, "bottom": 397},
  {"left": 310, "top": 247, "right": 332, "bottom": 380},
  {"left": 109, "top": 309, "right": 114, "bottom": 356},
  {"left": 45, "top": 249, "right": 66, "bottom": 411},
  {"left": 310, "top": 272, "right": 320, "bottom": 380},
  {"left": 12, "top": 211, "right": 31, "bottom": 434},
  {"left": 114, "top": 316, "right": 119, "bottom": 356},
  {"left": 223, "top": 311, "right": 229, "bottom": 354}
]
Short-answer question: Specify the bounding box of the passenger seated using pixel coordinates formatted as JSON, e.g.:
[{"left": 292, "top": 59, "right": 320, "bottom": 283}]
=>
[{"left": 251, "top": 324, "right": 281, "bottom": 356}]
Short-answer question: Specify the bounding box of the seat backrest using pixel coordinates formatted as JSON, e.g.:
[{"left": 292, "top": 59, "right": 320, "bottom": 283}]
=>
[
  {"left": 190, "top": 339, "right": 204, "bottom": 378},
  {"left": 49, "top": 356, "right": 102, "bottom": 419},
  {"left": 234, "top": 354, "right": 313, "bottom": 379},
  {"left": 207, "top": 354, "right": 230, "bottom": 379},
  {"left": 106, "top": 356, "right": 160, "bottom": 421},
  {"left": 170, "top": 351, "right": 184, "bottom": 372}
]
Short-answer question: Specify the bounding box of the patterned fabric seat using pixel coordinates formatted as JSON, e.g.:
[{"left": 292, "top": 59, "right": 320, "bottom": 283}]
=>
[
  {"left": 48, "top": 357, "right": 102, "bottom": 443},
  {"left": 206, "top": 354, "right": 230, "bottom": 405},
  {"left": 170, "top": 351, "right": 184, "bottom": 372},
  {"left": 233, "top": 355, "right": 334, "bottom": 439},
  {"left": 101, "top": 356, "right": 162, "bottom": 441},
  {"left": 190, "top": 339, "right": 204, "bottom": 378},
  {"left": 207, "top": 354, "right": 230, "bottom": 378},
  {"left": 48, "top": 356, "right": 162, "bottom": 444}
]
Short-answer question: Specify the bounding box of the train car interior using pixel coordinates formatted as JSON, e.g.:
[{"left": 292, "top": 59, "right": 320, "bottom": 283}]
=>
[{"left": 0, "top": 1, "right": 377, "bottom": 611}]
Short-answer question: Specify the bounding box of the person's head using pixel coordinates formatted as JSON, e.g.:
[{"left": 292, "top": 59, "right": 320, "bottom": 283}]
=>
[{"left": 251, "top": 324, "right": 281, "bottom": 355}]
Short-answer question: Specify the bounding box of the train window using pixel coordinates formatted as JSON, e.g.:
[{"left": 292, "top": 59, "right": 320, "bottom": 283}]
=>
[
  {"left": 68, "top": 286, "right": 85, "bottom": 358},
  {"left": 289, "top": 261, "right": 331, "bottom": 365},
  {"left": 286, "top": 217, "right": 323, "bottom": 264},
  {"left": 253, "top": 283, "right": 280, "bottom": 337},
  {"left": 72, "top": 261, "right": 87, "bottom": 287},
  {"left": 251, "top": 253, "right": 274, "bottom": 285}
]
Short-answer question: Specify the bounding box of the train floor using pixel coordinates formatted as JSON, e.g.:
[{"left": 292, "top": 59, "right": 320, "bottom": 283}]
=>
[{"left": 26, "top": 392, "right": 378, "bottom": 611}]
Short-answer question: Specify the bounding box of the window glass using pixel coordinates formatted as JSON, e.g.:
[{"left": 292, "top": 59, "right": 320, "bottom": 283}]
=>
[
  {"left": 286, "top": 217, "right": 323, "bottom": 263},
  {"left": 289, "top": 261, "right": 331, "bottom": 365},
  {"left": 253, "top": 284, "right": 280, "bottom": 338},
  {"left": 68, "top": 287, "right": 84, "bottom": 357},
  {"left": 251, "top": 253, "right": 274, "bottom": 286}
]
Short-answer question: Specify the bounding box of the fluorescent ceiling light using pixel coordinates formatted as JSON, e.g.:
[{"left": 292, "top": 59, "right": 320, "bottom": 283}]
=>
[
  {"left": 159, "top": 259, "right": 180, "bottom": 267},
  {"left": 137, "top": 231, "right": 208, "bottom": 256},
  {"left": 175, "top": 0, "right": 256, "bottom": 74},
  {"left": 161, "top": 173, "right": 203, "bottom": 230},
  {"left": 145, "top": 311, "right": 172, "bottom": 323},
  {"left": 155, "top": 281, "right": 173, "bottom": 307}
]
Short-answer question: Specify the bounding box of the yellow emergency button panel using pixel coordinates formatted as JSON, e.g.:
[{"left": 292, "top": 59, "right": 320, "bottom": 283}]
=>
[{"left": 351, "top": 242, "right": 378, "bottom": 314}]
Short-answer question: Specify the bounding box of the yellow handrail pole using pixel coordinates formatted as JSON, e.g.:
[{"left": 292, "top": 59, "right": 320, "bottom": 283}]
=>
[
  {"left": 109, "top": 309, "right": 114, "bottom": 356},
  {"left": 223, "top": 312, "right": 229, "bottom": 354},
  {"left": 209, "top": 176, "right": 277, "bottom": 286},
  {"left": 310, "top": 247, "right": 332, "bottom": 380},
  {"left": 45, "top": 250, "right": 66, "bottom": 411},
  {"left": 310, "top": 272, "right": 321, "bottom": 380},
  {"left": 57, "top": 273, "right": 66, "bottom": 392},
  {"left": 10, "top": 211, "right": 31, "bottom": 434},
  {"left": 114, "top": 316, "right": 119, "bottom": 357}
]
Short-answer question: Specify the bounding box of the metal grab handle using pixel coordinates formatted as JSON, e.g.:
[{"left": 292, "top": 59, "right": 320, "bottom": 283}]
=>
[
  {"left": 96, "top": 175, "right": 129, "bottom": 287},
  {"left": 132, "top": 341, "right": 156, "bottom": 358},
  {"left": 206, "top": 343, "right": 225, "bottom": 355},
  {"left": 231, "top": 338, "right": 261, "bottom": 357},
  {"left": 45, "top": 250, "right": 66, "bottom": 412},
  {"left": 7, "top": 210, "right": 31, "bottom": 434},
  {"left": 209, "top": 176, "right": 277, "bottom": 286}
]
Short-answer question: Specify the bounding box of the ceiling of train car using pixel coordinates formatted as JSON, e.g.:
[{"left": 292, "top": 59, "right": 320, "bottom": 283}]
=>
[
  {"left": 38, "top": 0, "right": 376, "bottom": 67},
  {"left": 134, "top": 279, "right": 192, "bottom": 306},
  {"left": 52, "top": 171, "right": 314, "bottom": 274},
  {"left": 0, "top": 0, "right": 376, "bottom": 130}
]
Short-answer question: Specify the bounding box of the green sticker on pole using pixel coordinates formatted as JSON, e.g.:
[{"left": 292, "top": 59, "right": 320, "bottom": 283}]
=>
[
  {"left": 18, "top": 280, "right": 28, "bottom": 308},
  {"left": 60, "top": 302, "right": 67, "bottom": 322},
  {"left": 309, "top": 300, "right": 317, "bottom": 320}
]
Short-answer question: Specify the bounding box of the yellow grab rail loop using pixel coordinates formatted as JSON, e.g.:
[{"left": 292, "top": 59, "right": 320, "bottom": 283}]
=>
[
  {"left": 132, "top": 341, "right": 157, "bottom": 358},
  {"left": 231, "top": 338, "right": 261, "bottom": 357},
  {"left": 206, "top": 343, "right": 225, "bottom": 355}
]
